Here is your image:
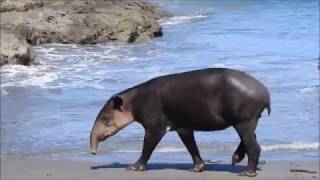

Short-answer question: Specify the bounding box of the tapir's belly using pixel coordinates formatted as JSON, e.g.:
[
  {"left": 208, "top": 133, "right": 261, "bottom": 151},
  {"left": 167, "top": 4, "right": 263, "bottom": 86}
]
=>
[{"left": 166, "top": 111, "right": 232, "bottom": 131}]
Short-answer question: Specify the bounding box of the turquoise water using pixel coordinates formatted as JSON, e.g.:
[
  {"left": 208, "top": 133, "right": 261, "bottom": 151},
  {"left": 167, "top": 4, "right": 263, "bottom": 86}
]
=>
[{"left": 1, "top": 0, "right": 319, "bottom": 162}]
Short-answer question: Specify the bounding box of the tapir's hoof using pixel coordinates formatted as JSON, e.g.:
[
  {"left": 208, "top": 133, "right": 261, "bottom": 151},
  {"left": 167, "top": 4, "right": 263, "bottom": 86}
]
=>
[
  {"left": 190, "top": 163, "right": 205, "bottom": 173},
  {"left": 239, "top": 170, "right": 257, "bottom": 177},
  {"left": 232, "top": 154, "right": 244, "bottom": 166},
  {"left": 127, "top": 163, "right": 146, "bottom": 171}
]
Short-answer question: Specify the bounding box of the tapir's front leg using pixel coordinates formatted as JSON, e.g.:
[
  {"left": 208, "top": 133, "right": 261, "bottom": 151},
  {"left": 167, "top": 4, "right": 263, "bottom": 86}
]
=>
[{"left": 127, "top": 129, "right": 165, "bottom": 171}]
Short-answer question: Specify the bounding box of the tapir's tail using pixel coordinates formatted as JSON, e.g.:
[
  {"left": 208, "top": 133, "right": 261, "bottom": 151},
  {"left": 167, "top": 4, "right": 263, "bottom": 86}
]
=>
[
  {"left": 266, "top": 102, "right": 271, "bottom": 115},
  {"left": 264, "top": 91, "right": 271, "bottom": 116}
]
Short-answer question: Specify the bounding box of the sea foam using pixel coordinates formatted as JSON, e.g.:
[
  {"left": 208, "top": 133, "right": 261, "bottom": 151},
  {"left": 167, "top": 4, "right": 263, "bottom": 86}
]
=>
[
  {"left": 261, "top": 142, "right": 319, "bottom": 152},
  {"left": 160, "top": 15, "right": 208, "bottom": 25},
  {"left": 299, "top": 85, "right": 319, "bottom": 94},
  {"left": 111, "top": 142, "right": 319, "bottom": 153},
  {"left": 0, "top": 44, "right": 141, "bottom": 91}
]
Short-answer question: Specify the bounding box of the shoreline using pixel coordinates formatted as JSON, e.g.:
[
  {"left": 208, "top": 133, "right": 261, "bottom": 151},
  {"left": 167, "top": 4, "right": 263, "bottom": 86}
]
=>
[{"left": 1, "top": 155, "right": 319, "bottom": 180}]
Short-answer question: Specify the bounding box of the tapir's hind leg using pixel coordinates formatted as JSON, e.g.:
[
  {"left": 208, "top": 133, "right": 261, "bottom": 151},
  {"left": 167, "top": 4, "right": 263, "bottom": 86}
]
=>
[
  {"left": 232, "top": 134, "right": 258, "bottom": 166},
  {"left": 177, "top": 129, "right": 205, "bottom": 172},
  {"left": 232, "top": 141, "right": 246, "bottom": 165},
  {"left": 233, "top": 119, "right": 261, "bottom": 177}
]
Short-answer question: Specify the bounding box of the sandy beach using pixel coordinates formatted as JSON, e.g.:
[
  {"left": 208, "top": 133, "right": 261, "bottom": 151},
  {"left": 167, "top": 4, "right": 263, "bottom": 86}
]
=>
[{"left": 1, "top": 155, "right": 319, "bottom": 180}]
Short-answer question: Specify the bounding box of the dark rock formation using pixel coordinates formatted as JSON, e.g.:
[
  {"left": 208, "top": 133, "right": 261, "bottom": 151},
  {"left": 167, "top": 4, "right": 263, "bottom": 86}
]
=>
[
  {"left": 0, "top": 29, "right": 37, "bottom": 66},
  {"left": 0, "top": 0, "right": 171, "bottom": 66}
]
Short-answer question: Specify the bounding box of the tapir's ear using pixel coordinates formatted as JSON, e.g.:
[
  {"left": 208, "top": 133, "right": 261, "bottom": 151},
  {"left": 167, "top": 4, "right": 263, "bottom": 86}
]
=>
[{"left": 112, "top": 95, "right": 123, "bottom": 111}]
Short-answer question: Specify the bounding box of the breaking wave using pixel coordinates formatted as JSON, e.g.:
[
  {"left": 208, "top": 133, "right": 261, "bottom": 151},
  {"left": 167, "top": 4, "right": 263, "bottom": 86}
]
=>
[
  {"left": 0, "top": 44, "right": 145, "bottom": 92},
  {"left": 112, "top": 142, "right": 319, "bottom": 153},
  {"left": 299, "top": 85, "right": 319, "bottom": 94},
  {"left": 261, "top": 142, "right": 319, "bottom": 152},
  {"left": 160, "top": 15, "right": 208, "bottom": 25}
]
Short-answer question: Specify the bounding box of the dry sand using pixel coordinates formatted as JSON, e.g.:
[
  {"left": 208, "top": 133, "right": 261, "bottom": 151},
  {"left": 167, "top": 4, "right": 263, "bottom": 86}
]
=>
[{"left": 1, "top": 155, "right": 319, "bottom": 180}]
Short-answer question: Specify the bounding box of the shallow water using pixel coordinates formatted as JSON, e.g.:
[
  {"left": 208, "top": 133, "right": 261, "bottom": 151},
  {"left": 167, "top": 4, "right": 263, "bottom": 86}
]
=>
[{"left": 1, "top": 0, "right": 319, "bottom": 162}]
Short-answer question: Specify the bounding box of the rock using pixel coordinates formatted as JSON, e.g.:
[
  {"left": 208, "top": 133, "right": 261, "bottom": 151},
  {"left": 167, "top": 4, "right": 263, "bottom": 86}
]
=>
[
  {"left": 0, "top": 29, "right": 37, "bottom": 66},
  {"left": 290, "top": 169, "right": 317, "bottom": 174},
  {"left": 0, "top": 0, "right": 171, "bottom": 66},
  {"left": 0, "top": 0, "right": 44, "bottom": 12},
  {"left": 0, "top": 0, "right": 171, "bottom": 45},
  {"left": 135, "top": 33, "right": 152, "bottom": 43}
]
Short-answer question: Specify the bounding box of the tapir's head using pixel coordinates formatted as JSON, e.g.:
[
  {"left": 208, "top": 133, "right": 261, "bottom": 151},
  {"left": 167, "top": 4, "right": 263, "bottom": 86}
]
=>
[{"left": 90, "top": 95, "right": 134, "bottom": 155}]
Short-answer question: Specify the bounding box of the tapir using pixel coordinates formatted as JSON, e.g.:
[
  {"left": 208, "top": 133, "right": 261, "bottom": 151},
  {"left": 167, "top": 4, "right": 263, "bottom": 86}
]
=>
[{"left": 90, "top": 68, "right": 271, "bottom": 177}]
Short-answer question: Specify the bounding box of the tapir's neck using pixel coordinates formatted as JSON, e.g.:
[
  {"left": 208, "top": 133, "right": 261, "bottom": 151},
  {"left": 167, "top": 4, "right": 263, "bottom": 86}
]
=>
[
  {"left": 117, "top": 80, "right": 152, "bottom": 122},
  {"left": 117, "top": 87, "right": 138, "bottom": 119},
  {"left": 113, "top": 110, "right": 134, "bottom": 130}
]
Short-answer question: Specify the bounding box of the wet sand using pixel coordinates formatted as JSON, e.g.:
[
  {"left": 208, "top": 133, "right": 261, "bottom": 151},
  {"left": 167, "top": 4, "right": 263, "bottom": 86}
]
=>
[{"left": 1, "top": 155, "right": 319, "bottom": 180}]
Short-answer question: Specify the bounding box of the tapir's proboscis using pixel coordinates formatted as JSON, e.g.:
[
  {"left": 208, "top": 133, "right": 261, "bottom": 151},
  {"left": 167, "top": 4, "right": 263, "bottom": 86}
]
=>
[{"left": 90, "top": 68, "right": 271, "bottom": 177}]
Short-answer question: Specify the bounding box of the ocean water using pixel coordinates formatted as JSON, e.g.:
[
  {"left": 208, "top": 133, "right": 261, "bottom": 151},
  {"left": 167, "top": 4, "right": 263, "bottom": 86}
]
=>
[{"left": 1, "top": 0, "right": 319, "bottom": 163}]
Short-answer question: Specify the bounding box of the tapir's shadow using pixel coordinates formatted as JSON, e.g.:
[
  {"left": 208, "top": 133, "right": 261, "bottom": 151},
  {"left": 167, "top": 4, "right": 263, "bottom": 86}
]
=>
[{"left": 91, "top": 163, "right": 258, "bottom": 173}]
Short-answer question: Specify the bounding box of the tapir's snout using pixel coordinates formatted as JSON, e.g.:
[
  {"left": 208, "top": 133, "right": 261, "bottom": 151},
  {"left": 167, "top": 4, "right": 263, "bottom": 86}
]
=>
[
  {"left": 90, "top": 131, "right": 98, "bottom": 155},
  {"left": 90, "top": 149, "right": 97, "bottom": 155},
  {"left": 89, "top": 120, "right": 106, "bottom": 155}
]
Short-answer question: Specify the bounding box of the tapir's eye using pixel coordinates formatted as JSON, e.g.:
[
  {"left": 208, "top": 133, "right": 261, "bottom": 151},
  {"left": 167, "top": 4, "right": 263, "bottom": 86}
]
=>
[
  {"left": 104, "top": 117, "right": 112, "bottom": 126},
  {"left": 107, "top": 121, "right": 113, "bottom": 126},
  {"left": 103, "top": 116, "right": 109, "bottom": 124}
]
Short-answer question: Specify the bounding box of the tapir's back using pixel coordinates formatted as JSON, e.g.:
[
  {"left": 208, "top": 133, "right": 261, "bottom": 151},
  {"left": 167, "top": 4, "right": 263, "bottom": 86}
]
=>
[{"left": 150, "top": 68, "right": 270, "bottom": 131}]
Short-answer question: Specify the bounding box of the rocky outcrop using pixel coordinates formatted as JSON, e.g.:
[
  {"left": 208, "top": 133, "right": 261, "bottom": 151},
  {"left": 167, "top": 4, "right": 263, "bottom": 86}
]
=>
[
  {"left": 0, "top": 29, "right": 37, "bottom": 66},
  {"left": 0, "top": 0, "right": 44, "bottom": 12},
  {"left": 0, "top": 0, "right": 171, "bottom": 66},
  {"left": 0, "top": 0, "right": 170, "bottom": 45}
]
